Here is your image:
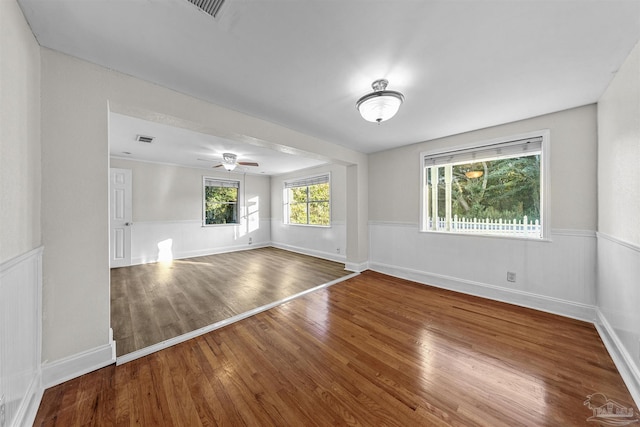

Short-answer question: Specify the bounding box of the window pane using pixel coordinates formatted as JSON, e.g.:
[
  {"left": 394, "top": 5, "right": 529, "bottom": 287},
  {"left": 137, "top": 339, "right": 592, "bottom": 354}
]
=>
[
  {"left": 309, "top": 202, "right": 330, "bottom": 225},
  {"left": 290, "top": 187, "right": 308, "bottom": 203},
  {"left": 285, "top": 178, "right": 330, "bottom": 226},
  {"left": 425, "top": 154, "right": 541, "bottom": 237},
  {"left": 289, "top": 202, "right": 307, "bottom": 224},
  {"left": 308, "top": 183, "right": 329, "bottom": 201},
  {"left": 205, "top": 184, "right": 239, "bottom": 225}
]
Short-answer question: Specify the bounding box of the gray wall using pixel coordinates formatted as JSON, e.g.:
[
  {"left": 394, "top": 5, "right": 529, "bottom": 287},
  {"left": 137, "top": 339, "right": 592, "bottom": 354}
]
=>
[
  {"left": 368, "top": 105, "right": 598, "bottom": 321},
  {"left": 109, "top": 158, "right": 271, "bottom": 223},
  {"left": 1, "top": 0, "right": 41, "bottom": 263},
  {"left": 271, "top": 163, "right": 347, "bottom": 261},
  {"left": 369, "top": 104, "right": 598, "bottom": 230}
]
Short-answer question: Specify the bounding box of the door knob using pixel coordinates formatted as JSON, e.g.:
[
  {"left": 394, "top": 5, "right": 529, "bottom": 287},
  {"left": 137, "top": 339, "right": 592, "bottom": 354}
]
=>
[{"left": 125, "top": 222, "right": 132, "bottom": 226}]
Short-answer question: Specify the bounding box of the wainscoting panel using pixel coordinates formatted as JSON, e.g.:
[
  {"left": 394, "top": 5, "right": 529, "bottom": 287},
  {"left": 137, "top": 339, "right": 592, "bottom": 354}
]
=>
[
  {"left": 0, "top": 247, "right": 43, "bottom": 427},
  {"left": 271, "top": 220, "right": 346, "bottom": 263},
  {"left": 129, "top": 219, "right": 271, "bottom": 265},
  {"left": 369, "top": 222, "right": 597, "bottom": 321},
  {"left": 596, "top": 233, "right": 640, "bottom": 407}
]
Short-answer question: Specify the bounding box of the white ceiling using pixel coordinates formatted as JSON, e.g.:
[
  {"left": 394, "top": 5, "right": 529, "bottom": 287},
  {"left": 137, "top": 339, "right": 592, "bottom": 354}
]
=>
[
  {"left": 109, "top": 112, "right": 327, "bottom": 175},
  {"left": 19, "top": 0, "right": 640, "bottom": 161}
]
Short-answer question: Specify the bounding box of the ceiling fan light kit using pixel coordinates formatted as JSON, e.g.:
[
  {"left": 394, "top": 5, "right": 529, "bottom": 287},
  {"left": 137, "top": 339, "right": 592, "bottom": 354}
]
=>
[
  {"left": 222, "top": 152, "right": 237, "bottom": 171},
  {"left": 356, "top": 79, "right": 404, "bottom": 123}
]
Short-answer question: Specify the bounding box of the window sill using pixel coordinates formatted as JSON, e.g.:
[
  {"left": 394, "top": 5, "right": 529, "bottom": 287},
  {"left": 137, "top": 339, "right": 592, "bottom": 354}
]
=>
[
  {"left": 285, "top": 223, "right": 331, "bottom": 229},
  {"left": 419, "top": 229, "right": 551, "bottom": 242}
]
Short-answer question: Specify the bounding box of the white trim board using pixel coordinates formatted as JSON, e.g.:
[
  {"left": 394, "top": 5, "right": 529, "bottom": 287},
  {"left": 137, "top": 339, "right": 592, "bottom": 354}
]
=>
[
  {"left": 345, "top": 260, "right": 369, "bottom": 273},
  {"left": 131, "top": 242, "right": 271, "bottom": 266},
  {"left": 369, "top": 262, "right": 596, "bottom": 322},
  {"left": 597, "top": 231, "right": 640, "bottom": 253},
  {"left": 116, "top": 272, "right": 359, "bottom": 365},
  {"left": 270, "top": 242, "right": 346, "bottom": 264},
  {"left": 41, "top": 340, "right": 116, "bottom": 389},
  {"left": 595, "top": 309, "right": 640, "bottom": 409}
]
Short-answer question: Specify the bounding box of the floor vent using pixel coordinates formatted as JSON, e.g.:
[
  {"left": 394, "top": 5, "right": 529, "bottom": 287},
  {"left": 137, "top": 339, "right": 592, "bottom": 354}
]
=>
[{"left": 186, "top": 0, "right": 226, "bottom": 18}]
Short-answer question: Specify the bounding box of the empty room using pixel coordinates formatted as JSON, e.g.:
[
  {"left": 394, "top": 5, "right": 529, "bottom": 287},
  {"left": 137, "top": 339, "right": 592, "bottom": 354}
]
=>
[{"left": 2, "top": 0, "right": 640, "bottom": 426}]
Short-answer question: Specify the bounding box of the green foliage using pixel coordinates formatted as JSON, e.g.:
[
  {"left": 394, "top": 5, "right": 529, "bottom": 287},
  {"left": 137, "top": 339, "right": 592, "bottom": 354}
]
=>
[
  {"left": 428, "top": 155, "right": 540, "bottom": 222},
  {"left": 205, "top": 186, "right": 238, "bottom": 224},
  {"left": 288, "top": 183, "right": 330, "bottom": 226}
]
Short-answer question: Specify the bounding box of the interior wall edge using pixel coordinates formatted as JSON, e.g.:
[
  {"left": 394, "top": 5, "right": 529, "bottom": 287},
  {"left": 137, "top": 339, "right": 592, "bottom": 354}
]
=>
[
  {"left": 595, "top": 310, "right": 640, "bottom": 409},
  {"left": 41, "top": 341, "right": 115, "bottom": 389}
]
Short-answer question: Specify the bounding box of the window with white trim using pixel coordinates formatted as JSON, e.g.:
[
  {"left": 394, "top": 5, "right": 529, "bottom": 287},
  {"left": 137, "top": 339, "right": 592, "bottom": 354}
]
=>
[
  {"left": 421, "top": 132, "right": 548, "bottom": 239},
  {"left": 284, "top": 174, "right": 330, "bottom": 226},
  {"left": 203, "top": 177, "right": 239, "bottom": 225}
]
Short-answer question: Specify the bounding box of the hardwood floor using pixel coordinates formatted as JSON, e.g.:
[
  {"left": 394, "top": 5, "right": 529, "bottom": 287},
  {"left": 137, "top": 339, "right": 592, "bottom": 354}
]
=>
[
  {"left": 37, "top": 271, "right": 636, "bottom": 426},
  {"left": 111, "top": 247, "right": 351, "bottom": 356}
]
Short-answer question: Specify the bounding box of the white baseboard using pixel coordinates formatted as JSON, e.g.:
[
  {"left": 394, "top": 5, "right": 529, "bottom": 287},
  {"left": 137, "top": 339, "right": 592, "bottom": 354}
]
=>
[
  {"left": 41, "top": 340, "right": 116, "bottom": 389},
  {"left": 130, "top": 243, "right": 270, "bottom": 266},
  {"left": 369, "top": 261, "right": 596, "bottom": 322},
  {"left": 595, "top": 309, "right": 640, "bottom": 409},
  {"left": 345, "top": 260, "right": 369, "bottom": 273},
  {"left": 270, "top": 242, "right": 346, "bottom": 264},
  {"left": 11, "top": 374, "right": 43, "bottom": 427}
]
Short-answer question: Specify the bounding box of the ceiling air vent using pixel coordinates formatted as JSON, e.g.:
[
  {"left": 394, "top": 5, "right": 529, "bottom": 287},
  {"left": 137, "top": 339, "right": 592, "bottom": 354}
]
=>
[
  {"left": 186, "top": 0, "right": 226, "bottom": 18},
  {"left": 136, "top": 135, "right": 155, "bottom": 144}
]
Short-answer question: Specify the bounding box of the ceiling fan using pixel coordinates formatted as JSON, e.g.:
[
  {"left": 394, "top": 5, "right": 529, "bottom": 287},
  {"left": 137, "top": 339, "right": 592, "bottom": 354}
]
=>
[{"left": 198, "top": 153, "right": 259, "bottom": 171}]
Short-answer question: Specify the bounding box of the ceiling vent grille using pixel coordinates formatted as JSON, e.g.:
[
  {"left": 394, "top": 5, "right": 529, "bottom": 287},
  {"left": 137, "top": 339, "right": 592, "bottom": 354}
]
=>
[
  {"left": 136, "top": 135, "right": 155, "bottom": 144},
  {"left": 186, "top": 0, "right": 226, "bottom": 18}
]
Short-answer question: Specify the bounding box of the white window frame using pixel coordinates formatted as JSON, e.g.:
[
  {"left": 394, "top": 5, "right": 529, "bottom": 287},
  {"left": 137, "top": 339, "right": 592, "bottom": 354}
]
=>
[
  {"left": 283, "top": 173, "right": 331, "bottom": 227},
  {"left": 202, "top": 177, "right": 241, "bottom": 226},
  {"left": 419, "top": 130, "right": 550, "bottom": 240}
]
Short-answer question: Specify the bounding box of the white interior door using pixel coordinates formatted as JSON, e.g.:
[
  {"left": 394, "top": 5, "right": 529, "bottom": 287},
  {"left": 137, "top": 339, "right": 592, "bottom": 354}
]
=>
[{"left": 110, "top": 168, "right": 132, "bottom": 268}]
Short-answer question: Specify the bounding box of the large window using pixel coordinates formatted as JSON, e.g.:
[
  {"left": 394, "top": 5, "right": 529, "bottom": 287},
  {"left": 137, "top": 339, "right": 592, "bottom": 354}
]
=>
[
  {"left": 421, "top": 132, "right": 548, "bottom": 239},
  {"left": 203, "top": 178, "right": 239, "bottom": 225},
  {"left": 284, "top": 174, "right": 330, "bottom": 226}
]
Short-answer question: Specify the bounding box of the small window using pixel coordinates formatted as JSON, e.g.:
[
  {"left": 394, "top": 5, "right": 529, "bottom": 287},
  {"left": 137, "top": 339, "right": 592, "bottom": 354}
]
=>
[
  {"left": 421, "top": 132, "right": 548, "bottom": 239},
  {"left": 203, "top": 177, "right": 239, "bottom": 225},
  {"left": 284, "top": 174, "right": 330, "bottom": 226}
]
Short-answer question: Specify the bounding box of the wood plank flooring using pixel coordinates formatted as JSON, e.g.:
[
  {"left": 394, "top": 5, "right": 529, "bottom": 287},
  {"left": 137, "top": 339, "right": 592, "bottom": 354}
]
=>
[
  {"left": 37, "top": 271, "right": 637, "bottom": 426},
  {"left": 111, "top": 247, "right": 351, "bottom": 356}
]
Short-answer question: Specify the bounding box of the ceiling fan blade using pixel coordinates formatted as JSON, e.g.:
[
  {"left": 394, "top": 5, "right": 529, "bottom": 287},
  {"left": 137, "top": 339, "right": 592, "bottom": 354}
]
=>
[
  {"left": 238, "top": 162, "right": 259, "bottom": 167},
  {"left": 197, "top": 158, "right": 218, "bottom": 162},
  {"left": 212, "top": 164, "right": 224, "bottom": 168}
]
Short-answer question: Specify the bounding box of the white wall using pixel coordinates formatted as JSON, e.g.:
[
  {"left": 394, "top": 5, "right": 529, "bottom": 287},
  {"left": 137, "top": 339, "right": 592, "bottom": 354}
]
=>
[
  {"left": 369, "top": 105, "right": 598, "bottom": 320},
  {"left": 39, "top": 47, "right": 367, "bottom": 367},
  {"left": 110, "top": 158, "right": 271, "bottom": 263},
  {"left": 270, "top": 163, "right": 347, "bottom": 262},
  {"left": 596, "top": 39, "right": 640, "bottom": 403},
  {"left": 0, "top": 2, "right": 43, "bottom": 425},
  {"left": 1, "top": 0, "right": 41, "bottom": 263}
]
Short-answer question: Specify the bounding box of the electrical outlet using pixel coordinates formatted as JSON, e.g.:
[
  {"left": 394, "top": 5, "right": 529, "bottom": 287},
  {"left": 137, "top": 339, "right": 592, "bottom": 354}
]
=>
[
  {"left": 248, "top": 237, "right": 252, "bottom": 245},
  {"left": 336, "top": 248, "right": 340, "bottom": 254},
  {"left": 507, "top": 271, "right": 516, "bottom": 282}
]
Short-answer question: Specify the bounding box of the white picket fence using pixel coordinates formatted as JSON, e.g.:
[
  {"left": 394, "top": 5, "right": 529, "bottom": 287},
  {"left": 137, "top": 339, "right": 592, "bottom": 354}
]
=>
[{"left": 427, "top": 215, "right": 541, "bottom": 237}]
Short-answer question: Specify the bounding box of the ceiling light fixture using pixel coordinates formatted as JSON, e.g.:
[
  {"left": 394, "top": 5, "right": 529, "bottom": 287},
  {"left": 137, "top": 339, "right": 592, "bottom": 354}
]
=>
[
  {"left": 222, "top": 153, "right": 237, "bottom": 171},
  {"left": 356, "top": 79, "right": 404, "bottom": 123}
]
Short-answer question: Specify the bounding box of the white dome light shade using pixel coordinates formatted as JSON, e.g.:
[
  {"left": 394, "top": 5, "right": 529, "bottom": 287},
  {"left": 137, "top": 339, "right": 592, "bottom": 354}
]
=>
[
  {"left": 356, "top": 79, "right": 404, "bottom": 123},
  {"left": 222, "top": 152, "right": 237, "bottom": 171}
]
